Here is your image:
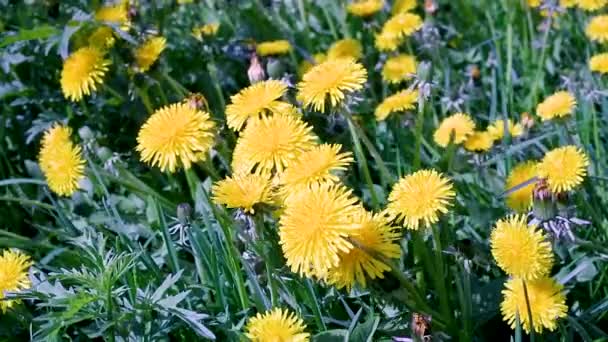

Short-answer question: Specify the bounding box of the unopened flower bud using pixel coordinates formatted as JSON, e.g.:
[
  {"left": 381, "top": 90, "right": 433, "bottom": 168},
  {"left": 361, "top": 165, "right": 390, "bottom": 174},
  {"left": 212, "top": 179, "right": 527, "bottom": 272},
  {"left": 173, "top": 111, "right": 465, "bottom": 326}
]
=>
[
  {"left": 425, "top": 0, "right": 438, "bottom": 15},
  {"left": 183, "top": 92, "right": 209, "bottom": 111},
  {"left": 533, "top": 179, "right": 556, "bottom": 220},
  {"left": 248, "top": 54, "right": 265, "bottom": 84}
]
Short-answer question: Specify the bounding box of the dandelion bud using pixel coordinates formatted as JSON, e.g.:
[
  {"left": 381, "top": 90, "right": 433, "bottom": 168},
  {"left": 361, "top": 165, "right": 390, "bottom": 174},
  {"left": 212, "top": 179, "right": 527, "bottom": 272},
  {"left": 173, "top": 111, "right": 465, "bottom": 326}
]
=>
[
  {"left": 266, "top": 58, "right": 285, "bottom": 79},
  {"left": 247, "top": 54, "right": 265, "bottom": 84},
  {"left": 183, "top": 92, "right": 209, "bottom": 111},
  {"left": 177, "top": 203, "right": 192, "bottom": 226},
  {"left": 424, "top": 0, "right": 438, "bottom": 15},
  {"left": 533, "top": 179, "right": 556, "bottom": 220},
  {"left": 521, "top": 112, "right": 534, "bottom": 129}
]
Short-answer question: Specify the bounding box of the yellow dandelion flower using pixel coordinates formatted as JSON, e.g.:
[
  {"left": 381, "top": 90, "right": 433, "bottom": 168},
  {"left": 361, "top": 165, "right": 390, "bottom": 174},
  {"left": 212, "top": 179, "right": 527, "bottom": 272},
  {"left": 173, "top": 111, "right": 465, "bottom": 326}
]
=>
[
  {"left": 560, "top": 0, "right": 578, "bottom": 7},
  {"left": 486, "top": 119, "right": 524, "bottom": 141},
  {"left": 586, "top": 15, "right": 608, "bottom": 42},
  {"left": 433, "top": 113, "right": 476, "bottom": 147},
  {"left": 225, "top": 80, "right": 288, "bottom": 131},
  {"left": 281, "top": 144, "right": 353, "bottom": 188},
  {"left": 386, "top": 169, "right": 455, "bottom": 230},
  {"left": 88, "top": 26, "right": 115, "bottom": 49},
  {"left": 297, "top": 58, "right": 367, "bottom": 112},
  {"left": 136, "top": 103, "right": 215, "bottom": 173},
  {"left": 134, "top": 36, "right": 166, "bottom": 72},
  {"left": 464, "top": 131, "right": 494, "bottom": 152},
  {"left": 347, "top": 0, "right": 384, "bottom": 17},
  {"left": 192, "top": 23, "right": 219, "bottom": 40},
  {"left": 382, "top": 54, "right": 417, "bottom": 84},
  {"left": 491, "top": 215, "right": 553, "bottom": 280},
  {"left": 256, "top": 40, "right": 292, "bottom": 57},
  {"left": 589, "top": 53, "right": 608, "bottom": 74},
  {"left": 381, "top": 12, "right": 423, "bottom": 40},
  {"left": 95, "top": 1, "right": 130, "bottom": 30},
  {"left": 392, "top": 0, "right": 416, "bottom": 13},
  {"left": 501, "top": 277, "right": 567, "bottom": 334},
  {"left": 279, "top": 183, "right": 360, "bottom": 279},
  {"left": 0, "top": 249, "right": 32, "bottom": 312},
  {"left": 578, "top": 0, "right": 607, "bottom": 10},
  {"left": 375, "top": 89, "right": 418, "bottom": 121},
  {"left": 536, "top": 91, "right": 576, "bottom": 121},
  {"left": 327, "top": 38, "right": 363, "bottom": 60},
  {"left": 60, "top": 47, "right": 110, "bottom": 102},
  {"left": 298, "top": 53, "right": 327, "bottom": 77},
  {"left": 212, "top": 172, "right": 273, "bottom": 214},
  {"left": 328, "top": 209, "right": 401, "bottom": 290},
  {"left": 245, "top": 308, "right": 309, "bottom": 342},
  {"left": 375, "top": 32, "right": 400, "bottom": 52},
  {"left": 505, "top": 161, "right": 539, "bottom": 212},
  {"left": 537, "top": 145, "right": 588, "bottom": 193},
  {"left": 38, "top": 125, "right": 85, "bottom": 196},
  {"left": 527, "top": 0, "right": 541, "bottom": 7},
  {"left": 231, "top": 113, "right": 317, "bottom": 175}
]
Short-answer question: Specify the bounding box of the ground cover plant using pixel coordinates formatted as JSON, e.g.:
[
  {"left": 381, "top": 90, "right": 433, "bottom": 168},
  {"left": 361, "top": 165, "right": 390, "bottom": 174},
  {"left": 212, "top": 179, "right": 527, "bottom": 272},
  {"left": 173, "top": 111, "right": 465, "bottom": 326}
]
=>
[{"left": 1, "top": 0, "right": 607, "bottom": 340}]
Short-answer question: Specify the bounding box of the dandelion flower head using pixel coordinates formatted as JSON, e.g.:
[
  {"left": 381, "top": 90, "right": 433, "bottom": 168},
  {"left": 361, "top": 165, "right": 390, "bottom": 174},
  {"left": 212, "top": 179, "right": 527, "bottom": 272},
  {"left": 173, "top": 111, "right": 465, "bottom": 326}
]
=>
[
  {"left": 578, "top": 0, "right": 607, "bottom": 11},
  {"left": 280, "top": 144, "right": 353, "bottom": 189},
  {"left": 212, "top": 172, "right": 273, "bottom": 214},
  {"left": 536, "top": 91, "right": 576, "bottom": 121},
  {"left": 586, "top": 15, "right": 608, "bottom": 42},
  {"left": 38, "top": 124, "right": 85, "bottom": 196},
  {"left": 134, "top": 36, "right": 166, "bottom": 72},
  {"left": 327, "top": 39, "right": 363, "bottom": 60},
  {"left": 246, "top": 308, "right": 309, "bottom": 342},
  {"left": 464, "top": 131, "right": 494, "bottom": 152},
  {"left": 0, "top": 249, "right": 32, "bottom": 312},
  {"left": 347, "top": 0, "right": 384, "bottom": 17},
  {"left": 487, "top": 119, "right": 524, "bottom": 141},
  {"left": 382, "top": 54, "right": 417, "bottom": 84},
  {"left": 589, "top": 53, "right": 608, "bottom": 74},
  {"left": 392, "top": 0, "right": 416, "bottom": 13},
  {"left": 505, "top": 161, "right": 539, "bottom": 212},
  {"left": 375, "top": 89, "right": 418, "bottom": 121},
  {"left": 433, "top": 113, "right": 475, "bottom": 147},
  {"left": 225, "top": 79, "right": 288, "bottom": 131},
  {"left": 256, "top": 40, "right": 292, "bottom": 56},
  {"left": 88, "top": 26, "right": 116, "bottom": 50},
  {"left": 95, "top": 1, "right": 130, "bottom": 30},
  {"left": 60, "top": 47, "right": 110, "bottom": 102},
  {"left": 537, "top": 145, "right": 588, "bottom": 193}
]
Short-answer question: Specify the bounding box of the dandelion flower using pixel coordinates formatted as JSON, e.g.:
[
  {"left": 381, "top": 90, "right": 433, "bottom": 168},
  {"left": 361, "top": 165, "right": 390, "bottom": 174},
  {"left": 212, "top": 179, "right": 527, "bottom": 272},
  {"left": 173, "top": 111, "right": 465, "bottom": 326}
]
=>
[
  {"left": 95, "top": 1, "right": 130, "bottom": 30},
  {"left": 297, "top": 58, "right": 367, "bottom": 112},
  {"left": 0, "top": 250, "right": 32, "bottom": 312},
  {"left": 256, "top": 40, "right": 291, "bottom": 56},
  {"left": 386, "top": 169, "right": 455, "bottom": 230},
  {"left": 231, "top": 113, "right": 317, "bottom": 174},
  {"left": 279, "top": 183, "right": 360, "bottom": 279},
  {"left": 134, "top": 36, "right": 166, "bottom": 72},
  {"left": 578, "top": 0, "right": 607, "bottom": 10},
  {"left": 381, "top": 12, "right": 423, "bottom": 40},
  {"left": 328, "top": 209, "right": 401, "bottom": 290},
  {"left": 560, "top": 0, "right": 577, "bottom": 7},
  {"left": 491, "top": 215, "right": 553, "bottom": 279},
  {"left": 392, "top": 0, "right": 416, "bottom": 13},
  {"left": 327, "top": 39, "right": 363, "bottom": 60},
  {"left": 382, "top": 54, "right": 417, "bottom": 84},
  {"left": 464, "top": 131, "right": 494, "bottom": 152},
  {"left": 225, "top": 80, "right": 288, "bottom": 131},
  {"left": 375, "top": 89, "right": 418, "bottom": 121},
  {"left": 245, "top": 308, "right": 309, "bottom": 342},
  {"left": 586, "top": 15, "right": 608, "bottom": 43},
  {"left": 505, "top": 161, "right": 539, "bottom": 212},
  {"left": 212, "top": 172, "right": 273, "bottom": 214},
  {"left": 136, "top": 103, "right": 215, "bottom": 173},
  {"left": 486, "top": 119, "right": 524, "bottom": 141},
  {"left": 501, "top": 277, "right": 567, "bottom": 334},
  {"left": 298, "top": 53, "right": 327, "bottom": 77},
  {"left": 38, "top": 125, "right": 85, "bottom": 196},
  {"left": 536, "top": 91, "right": 576, "bottom": 121},
  {"left": 347, "top": 0, "right": 384, "bottom": 17},
  {"left": 538, "top": 145, "right": 588, "bottom": 193},
  {"left": 589, "top": 53, "right": 608, "bottom": 74},
  {"left": 60, "top": 47, "right": 110, "bottom": 101},
  {"left": 192, "top": 23, "right": 219, "bottom": 40},
  {"left": 375, "top": 32, "right": 400, "bottom": 52},
  {"left": 88, "top": 26, "right": 115, "bottom": 49},
  {"left": 433, "top": 113, "right": 475, "bottom": 147},
  {"left": 281, "top": 144, "right": 353, "bottom": 189},
  {"left": 527, "top": 0, "right": 541, "bottom": 7}
]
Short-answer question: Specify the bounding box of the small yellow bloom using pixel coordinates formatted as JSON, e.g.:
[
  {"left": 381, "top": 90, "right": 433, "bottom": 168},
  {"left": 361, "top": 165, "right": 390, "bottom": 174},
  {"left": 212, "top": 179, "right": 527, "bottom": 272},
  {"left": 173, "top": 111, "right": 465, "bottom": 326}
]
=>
[
  {"left": 245, "top": 308, "right": 309, "bottom": 342},
  {"left": 586, "top": 15, "right": 608, "bottom": 43},
  {"left": 375, "top": 32, "right": 400, "bottom": 52},
  {"left": 95, "top": 1, "right": 130, "bottom": 30},
  {"left": 60, "top": 47, "right": 110, "bottom": 102},
  {"left": 297, "top": 58, "right": 367, "bottom": 112},
  {"left": 382, "top": 54, "right": 417, "bottom": 84},
  {"left": 134, "top": 36, "right": 166, "bottom": 72},
  {"left": 88, "top": 26, "right": 115, "bottom": 49},
  {"left": 0, "top": 249, "right": 32, "bottom": 312},
  {"left": 560, "top": 0, "right": 578, "bottom": 7},
  {"left": 491, "top": 215, "right": 553, "bottom": 280},
  {"left": 327, "top": 39, "right": 363, "bottom": 60},
  {"left": 347, "top": 0, "right": 384, "bottom": 17},
  {"left": 231, "top": 113, "right": 317, "bottom": 175},
  {"left": 433, "top": 113, "right": 475, "bottom": 147},
  {"left": 328, "top": 209, "right": 401, "bottom": 290},
  {"left": 464, "top": 131, "right": 494, "bottom": 152},
  {"left": 486, "top": 119, "right": 524, "bottom": 141},
  {"left": 38, "top": 124, "right": 85, "bottom": 196},
  {"left": 280, "top": 144, "right": 353, "bottom": 189},
  {"left": 501, "top": 277, "right": 567, "bottom": 334},
  {"left": 537, "top": 145, "right": 588, "bottom": 193},
  {"left": 279, "top": 183, "right": 360, "bottom": 279},
  {"left": 225, "top": 79, "right": 288, "bottom": 131},
  {"left": 505, "top": 161, "right": 539, "bottom": 212},
  {"left": 589, "top": 53, "right": 608, "bottom": 74},
  {"left": 375, "top": 89, "right": 418, "bottom": 121},
  {"left": 136, "top": 103, "right": 215, "bottom": 173},
  {"left": 527, "top": 0, "right": 541, "bottom": 7},
  {"left": 386, "top": 169, "right": 455, "bottom": 230},
  {"left": 392, "top": 0, "right": 416, "bottom": 13},
  {"left": 578, "top": 0, "right": 607, "bottom": 10},
  {"left": 212, "top": 172, "right": 273, "bottom": 213},
  {"left": 192, "top": 23, "right": 219, "bottom": 40},
  {"left": 536, "top": 91, "right": 576, "bottom": 121},
  {"left": 380, "top": 12, "right": 423, "bottom": 40},
  {"left": 256, "top": 40, "right": 291, "bottom": 56}
]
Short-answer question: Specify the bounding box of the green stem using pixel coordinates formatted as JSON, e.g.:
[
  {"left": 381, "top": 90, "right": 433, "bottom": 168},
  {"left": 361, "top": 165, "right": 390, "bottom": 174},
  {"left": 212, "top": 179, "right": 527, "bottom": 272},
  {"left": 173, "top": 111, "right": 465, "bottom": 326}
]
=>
[
  {"left": 528, "top": 16, "right": 553, "bottom": 108},
  {"left": 522, "top": 279, "right": 536, "bottom": 341},
  {"left": 413, "top": 95, "right": 426, "bottom": 170},
  {"left": 346, "top": 116, "right": 380, "bottom": 209}
]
